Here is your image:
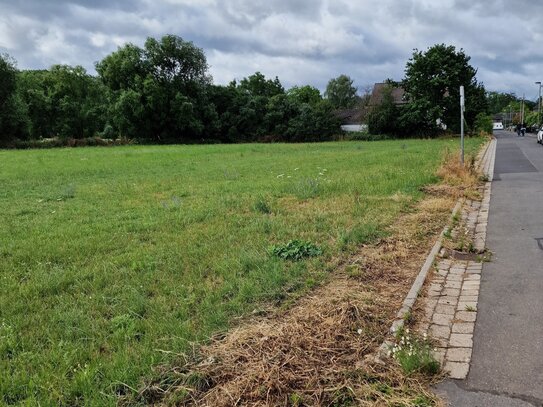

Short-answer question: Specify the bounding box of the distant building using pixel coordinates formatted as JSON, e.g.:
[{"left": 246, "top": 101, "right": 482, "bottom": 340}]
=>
[
  {"left": 335, "top": 83, "right": 406, "bottom": 132},
  {"left": 368, "top": 83, "right": 407, "bottom": 107}
]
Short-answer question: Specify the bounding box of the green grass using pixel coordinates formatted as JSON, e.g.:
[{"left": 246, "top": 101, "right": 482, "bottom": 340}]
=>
[{"left": 0, "top": 138, "right": 482, "bottom": 405}]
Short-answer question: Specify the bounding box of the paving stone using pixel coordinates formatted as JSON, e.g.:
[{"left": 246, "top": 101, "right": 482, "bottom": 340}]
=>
[
  {"left": 457, "top": 302, "right": 477, "bottom": 311},
  {"left": 429, "top": 283, "right": 443, "bottom": 291},
  {"left": 462, "top": 282, "right": 480, "bottom": 290},
  {"left": 460, "top": 289, "right": 479, "bottom": 296},
  {"left": 431, "top": 347, "right": 447, "bottom": 365},
  {"left": 435, "top": 304, "right": 456, "bottom": 315},
  {"left": 444, "top": 361, "right": 470, "bottom": 379},
  {"left": 445, "top": 281, "right": 462, "bottom": 289},
  {"left": 438, "top": 296, "right": 459, "bottom": 306},
  {"left": 432, "top": 313, "right": 454, "bottom": 326},
  {"left": 442, "top": 288, "right": 461, "bottom": 297},
  {"left": 456, "top": 311, "right": 477, "bottom": 322},
  {"left": 458, "top": 295, "right": 479, "bottom": 303},
  {"left": 452, "top": 322, "right": 475, "bottom": 334},
  {"left": 418, "top": 323, "right": 430, "bottom": 334},
  {"left": 446, "top": 274, "right": 464, "bottom": 282},
  {"left": 428, "top": 289, "right": 441, "bottom": 297},
  {"left": 446, "top": 347, "right": 472, "bottom": 363},
  {"left": 465, "top": 274, "right": 481, "bottom": 281},
  {"left": 466, "top": 268, "right": 482, "bottom": 274},
  {"left": 429, "top": 324, "right": 450, "bottom": 339},
  {"left": 449, "top": 333, "right": 473, "bottom": 347}
]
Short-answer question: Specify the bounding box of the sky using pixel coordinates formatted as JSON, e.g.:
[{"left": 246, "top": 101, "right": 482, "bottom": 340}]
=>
[{"left": 1, "top": 0, "right": 543, "bottom": 100}]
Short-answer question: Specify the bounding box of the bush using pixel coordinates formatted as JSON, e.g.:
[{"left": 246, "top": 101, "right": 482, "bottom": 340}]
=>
[{"left": 473, "top": 113, "right": 493, "bottom": 134}]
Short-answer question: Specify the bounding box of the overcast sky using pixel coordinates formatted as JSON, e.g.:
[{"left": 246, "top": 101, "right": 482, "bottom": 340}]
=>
[{"left": 1, "top": 0, "right": 542, "bottom": 100}]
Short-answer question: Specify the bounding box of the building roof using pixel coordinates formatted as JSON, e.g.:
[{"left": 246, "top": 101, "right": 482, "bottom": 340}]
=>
[{"left": 369, "top": 83, "right": 407, "bottom": 106}]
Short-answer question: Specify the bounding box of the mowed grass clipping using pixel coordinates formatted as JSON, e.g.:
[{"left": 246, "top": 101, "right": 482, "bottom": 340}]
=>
[{"left": 0, "top": 139, "right": 482, "bottom": 405}]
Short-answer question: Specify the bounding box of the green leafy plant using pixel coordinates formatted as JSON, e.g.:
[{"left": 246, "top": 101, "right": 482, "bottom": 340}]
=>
[{"left": 270, "top": 239, "right": 322, "bottom": 261}]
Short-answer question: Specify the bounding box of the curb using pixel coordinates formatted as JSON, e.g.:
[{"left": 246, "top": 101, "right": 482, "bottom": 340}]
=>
[{"left": 378, "top": 138, "right": 496, "bottom": 357}]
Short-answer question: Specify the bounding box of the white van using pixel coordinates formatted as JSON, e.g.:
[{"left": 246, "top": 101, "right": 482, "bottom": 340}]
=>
[{"left": 493, "top": 122, "right": 504, "bottom": 130}]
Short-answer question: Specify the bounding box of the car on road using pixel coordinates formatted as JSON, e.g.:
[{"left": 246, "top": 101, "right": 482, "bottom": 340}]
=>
[
  {"left": 537, "top": 127, "right": 543, "bottom": 144},
  {"left": 493, "top": 122, "right": 504, "bottom": 130}
]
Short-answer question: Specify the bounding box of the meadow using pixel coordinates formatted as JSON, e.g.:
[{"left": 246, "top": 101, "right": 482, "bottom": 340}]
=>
[{"left": 0, "top": 139, "right": 481, "bottom": 405}]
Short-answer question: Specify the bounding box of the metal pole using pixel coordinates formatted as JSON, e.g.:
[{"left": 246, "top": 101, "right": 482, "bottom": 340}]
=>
[
  {"left": 521, "top": 94, "right": 525, "bottom": 125},
  {"left": 537, "top": 82, "right": 542, "bottom": 127},
  {"left": 460, "top": 85, "right": 464, "bottom": 165}
]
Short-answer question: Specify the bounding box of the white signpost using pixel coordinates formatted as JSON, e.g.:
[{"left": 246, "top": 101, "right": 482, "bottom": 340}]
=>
[{"left": 460, "top": 85, "right": 465, "bottom": 165}]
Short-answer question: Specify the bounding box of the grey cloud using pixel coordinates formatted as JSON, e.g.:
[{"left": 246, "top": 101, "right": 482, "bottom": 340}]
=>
[{"left": 0, "top": 0, "right": 542, "bottom": 97}]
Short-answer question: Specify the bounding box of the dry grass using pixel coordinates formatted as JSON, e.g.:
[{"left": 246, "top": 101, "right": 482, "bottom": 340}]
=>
[{"left": 126, "top": 147, "right": 486, "bottom": 407}]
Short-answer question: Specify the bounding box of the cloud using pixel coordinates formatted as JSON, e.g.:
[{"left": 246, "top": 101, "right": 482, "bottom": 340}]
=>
[{"left": 0, "top": 0, "right": 541, "bottom": 98}]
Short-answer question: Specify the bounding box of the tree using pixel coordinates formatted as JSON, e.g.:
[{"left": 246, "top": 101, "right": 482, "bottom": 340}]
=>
[
  {"left": 96, "top": 35, "right": 212, "bottom": 141},
  {"left": 403, "top": 44, "right": 487, "bottom": 133},
  {"left": 324, "top": 74, "right": 357, "bottom": 109},
  {"left": 486, "top": 91, "right": 519, "bottom": 115},
  {"left": 367, "top": 85, "right": 399, "bottom": 135},
  {"left": 0, "top": 54, "right": 30, "bottom": 143},
  {"left": 238, "top": 72, "right": 284, "bottom": 98},
  {"left": 287, "top": 85, "right": 322, "bottom": 106}
]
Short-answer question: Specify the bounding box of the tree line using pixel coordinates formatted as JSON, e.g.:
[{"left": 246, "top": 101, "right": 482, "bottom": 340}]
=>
[
  {"left": 0, "top": 35, "right": 344, "bottom": 147},
  {"left": 1, "top": 37, "right": 497, "bottom": 147}
]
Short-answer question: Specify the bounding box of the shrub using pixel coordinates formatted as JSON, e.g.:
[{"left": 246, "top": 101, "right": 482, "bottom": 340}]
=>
[{"left": 473, "top": 113, "right": 493, "bottom": 134}]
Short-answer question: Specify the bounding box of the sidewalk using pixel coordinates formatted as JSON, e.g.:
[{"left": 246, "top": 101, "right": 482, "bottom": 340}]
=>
[{"left": 436, "top": 131, "right": 543, "bottom": 406}]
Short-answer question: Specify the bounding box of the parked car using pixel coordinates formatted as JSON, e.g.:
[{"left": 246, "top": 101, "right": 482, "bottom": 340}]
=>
[{"left": 537, "top": 127, "right": 543, "bottom": 144}]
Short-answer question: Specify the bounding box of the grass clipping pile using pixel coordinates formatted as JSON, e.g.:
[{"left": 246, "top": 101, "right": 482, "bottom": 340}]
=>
[{"left": 133, "top": 150, "right": 484, "bottom": 407}]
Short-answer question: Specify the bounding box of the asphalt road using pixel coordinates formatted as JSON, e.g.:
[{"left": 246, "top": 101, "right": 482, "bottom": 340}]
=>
[{"left": 437, "top": 130, "right": 543, "bottom": 406}]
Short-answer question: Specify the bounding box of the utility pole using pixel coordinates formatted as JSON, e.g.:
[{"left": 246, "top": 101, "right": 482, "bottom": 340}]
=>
[
  {"left": 521, "top": 94, "right": 525, "bottom": 125},
  {"left": 536, "top": 81, "right": 542, "bottom": 127},
  {"left": 460, "top": 85, "right": 465, "bottom": 165}
]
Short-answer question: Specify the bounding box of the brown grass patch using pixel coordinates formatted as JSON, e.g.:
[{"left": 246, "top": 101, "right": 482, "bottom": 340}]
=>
[{"left": 127, "top": 149, "right": 483, "bottom": 407}]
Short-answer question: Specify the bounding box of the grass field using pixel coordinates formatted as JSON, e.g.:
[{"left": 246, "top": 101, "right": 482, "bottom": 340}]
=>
[{"left": 0, "top": 139, "right": 482, "bottom": 405}]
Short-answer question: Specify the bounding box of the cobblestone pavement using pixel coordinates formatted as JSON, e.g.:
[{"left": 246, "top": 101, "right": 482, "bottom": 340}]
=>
[{"left": 418, "top": 140, "right": 495, "bottom": 379}]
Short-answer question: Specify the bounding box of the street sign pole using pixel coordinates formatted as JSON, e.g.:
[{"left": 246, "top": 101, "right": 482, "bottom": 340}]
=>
[{"left": 460, "top": 85, "right": 465, "bottom": 165}]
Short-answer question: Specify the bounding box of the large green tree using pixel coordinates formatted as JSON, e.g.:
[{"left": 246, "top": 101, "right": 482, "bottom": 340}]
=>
[
  {"left": 403, "top": 44, "right": 487, "bottom": 133},
  {"left": 324, "top": 74, "right": 358, "bottom": 109},
  {"left": 0, "top": 54, "right": 30, "bottom": 143},
  {"left": 96, "top": 34, "right": 213, "bottom": 141}
]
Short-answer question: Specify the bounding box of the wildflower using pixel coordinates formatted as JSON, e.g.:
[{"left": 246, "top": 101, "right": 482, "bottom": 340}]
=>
[
  {"left": 294, "top": 168, "right": 299, "bottom": 171},
  {"left": 319, "top": 172, "right": 324, "bottom": 176},
  {"left": 277, "top": 174, "right": 284, "bottom": 178},
  {"left": 357, "top": 328, "right": 363, "bottom": 335}
]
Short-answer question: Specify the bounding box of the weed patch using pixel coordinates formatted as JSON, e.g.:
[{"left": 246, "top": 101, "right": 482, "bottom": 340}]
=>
[
  {"left": 270, "top": 239, "right": 322, "bottom": 261},
  {"left": 391, "top": 330, "right": 440, "bottom": 376}
]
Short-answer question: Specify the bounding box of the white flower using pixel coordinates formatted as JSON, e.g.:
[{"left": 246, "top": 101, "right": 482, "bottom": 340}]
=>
[
  {"left": 294, "top": 168, "right": 299, "bottom": 171},
  {"left": 277, "top": 174, "right": 284, "bottom": 178},
  {"left": 357, "top": 328, "right": 363, "bottom": 335}
]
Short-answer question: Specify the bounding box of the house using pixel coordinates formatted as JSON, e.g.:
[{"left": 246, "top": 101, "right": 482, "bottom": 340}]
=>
[
  {"left": 336, "top": 83, "right": 406, "bottom": 132},
  {"left": 368, "top": 83, "right": 407, "bottom": 107}
]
